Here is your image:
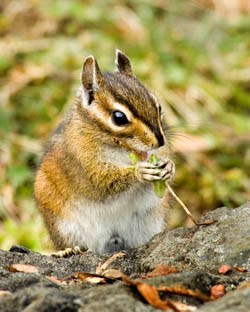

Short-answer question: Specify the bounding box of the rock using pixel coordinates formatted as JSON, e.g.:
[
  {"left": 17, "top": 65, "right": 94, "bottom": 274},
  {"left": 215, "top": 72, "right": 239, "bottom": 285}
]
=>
[
  {"left": 197, "top": 287, "right": 250, "bottom": 312},
  {"left": 0, "top": 283, "right": 157, "bottom": 312},
  {"left": 141, "top": 202, "right": 250, "bottom": 273},
  {"left": 0, "top": 202, "right": 250, "bottom": 311}
]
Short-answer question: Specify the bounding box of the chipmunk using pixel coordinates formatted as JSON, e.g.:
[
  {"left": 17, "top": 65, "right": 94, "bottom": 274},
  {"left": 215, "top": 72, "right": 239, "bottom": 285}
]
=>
[{"left": 34, "top": 50, "right": 175, "bottom": 255}]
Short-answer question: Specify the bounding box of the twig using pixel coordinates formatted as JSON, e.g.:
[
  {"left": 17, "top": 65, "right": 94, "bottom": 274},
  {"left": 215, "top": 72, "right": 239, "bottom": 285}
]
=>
[
  {"left": 96, "top": 252, "right": 126, "bottom": 275},
  {"left": 166, "top": 183, "right": 216, "bottom": 226}
]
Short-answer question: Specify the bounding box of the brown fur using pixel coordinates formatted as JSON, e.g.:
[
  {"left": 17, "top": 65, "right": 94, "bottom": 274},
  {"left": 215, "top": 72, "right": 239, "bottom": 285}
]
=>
[{"left": 34, "top": 51, "right": 171, "bottom": 250}]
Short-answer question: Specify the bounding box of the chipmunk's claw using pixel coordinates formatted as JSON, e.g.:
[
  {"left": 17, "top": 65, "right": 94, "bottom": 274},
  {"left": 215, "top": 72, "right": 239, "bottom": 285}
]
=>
[
  {"left": 51, "top": 246, "right": 86, "bottom": 258},
  {"left": 135, "top": 159, "right": 175, "bottom": 182}
]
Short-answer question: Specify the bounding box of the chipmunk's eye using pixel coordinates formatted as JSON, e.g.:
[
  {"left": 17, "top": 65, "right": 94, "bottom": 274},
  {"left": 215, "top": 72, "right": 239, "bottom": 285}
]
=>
[{"left": 111, "top": 111, "right": 129, "bottom": 126}]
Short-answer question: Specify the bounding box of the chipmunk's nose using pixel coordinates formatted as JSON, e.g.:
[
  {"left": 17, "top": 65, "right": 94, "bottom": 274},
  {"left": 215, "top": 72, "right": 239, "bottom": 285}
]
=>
[
  {"left": 152, "top": 130, "right": 165, "bottom": 148},
  {"left": 151, "top": 135, "right": 164, "bottom": 149},
  {"left": 146, "top": 126, "right": 165, "bottom": 149}
]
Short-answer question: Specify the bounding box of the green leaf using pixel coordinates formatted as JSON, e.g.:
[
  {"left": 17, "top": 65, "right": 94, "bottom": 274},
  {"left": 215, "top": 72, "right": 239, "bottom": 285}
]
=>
[
  {"left": 153, "top": 180, "right": 166, "bottom": 198},
  {"left": 149, "top": 154, "right": 159, "bottom": 166},
  {"left": 149, "top": 154, "right": 166, "bottom": 198},
  {"left": 128, "top": 152, "right": 140, "bottom": 166},
  {"left": 130, "top": 153, "right": 166, "bottom": 198}
]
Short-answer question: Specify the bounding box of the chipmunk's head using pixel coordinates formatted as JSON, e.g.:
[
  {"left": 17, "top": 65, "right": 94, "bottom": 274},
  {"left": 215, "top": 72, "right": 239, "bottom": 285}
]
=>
[{"left": 78, "top": 49, "right": 167, "bottom": 156}]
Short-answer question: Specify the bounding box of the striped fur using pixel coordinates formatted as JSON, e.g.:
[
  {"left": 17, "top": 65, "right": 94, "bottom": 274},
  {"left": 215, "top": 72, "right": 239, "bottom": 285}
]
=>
[{"left": 34, "top": 50, "right": 172, "bottom": 254}]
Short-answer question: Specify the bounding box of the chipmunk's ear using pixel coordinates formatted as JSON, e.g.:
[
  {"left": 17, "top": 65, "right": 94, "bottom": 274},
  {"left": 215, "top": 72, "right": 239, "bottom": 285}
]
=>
[
  {"left": 80, "top": 55, "right": 103, "bottom": 105},
  {"left": 115, "top": 49, "right": 134, "bottom": 77}
]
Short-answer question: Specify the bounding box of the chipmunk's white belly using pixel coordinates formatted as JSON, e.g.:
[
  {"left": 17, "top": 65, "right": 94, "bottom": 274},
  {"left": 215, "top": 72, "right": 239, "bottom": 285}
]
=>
[{"left": 57, "top": 183, "right": 165, "bottom": 253}]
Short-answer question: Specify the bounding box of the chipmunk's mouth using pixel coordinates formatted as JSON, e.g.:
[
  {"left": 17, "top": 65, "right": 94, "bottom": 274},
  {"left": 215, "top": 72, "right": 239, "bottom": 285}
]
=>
[{"left": 112, "top": 137, "right": 148, "bottom": 161}]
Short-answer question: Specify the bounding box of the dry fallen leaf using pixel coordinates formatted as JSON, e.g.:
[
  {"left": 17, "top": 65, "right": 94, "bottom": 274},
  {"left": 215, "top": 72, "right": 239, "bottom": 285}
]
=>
[
  {"left": 136, "top": 283, "right": 177, "bottom": 311},
  {"left": 70, "top": 268, "right": 210, "bottom": 311},
  {"left": 218, "top": 264, "right": 232, "bottom": 274},
  {"left": 169, "top": 301, "right": 197, "bottom": 312},
  {"left": 85, "top": 276, "right": 107, "bottom": 284},
  {"left": 72, "top": 272, "right": 106, "bottom": 284},
  {"left": 158, "top": 285, "right": 210, "bottom": 302},
  {"left": 235, "top": 266, "right": 247, "bottom": 273},
  {"left": 46, "top": 276, "right": 67, "bottom": 286},
  {"left": 122, "top": 274, "right": 208, "bottom": 310},
  {"left": 210, "top": 284, "right": 225, "bottom": 300},
  {"left": 102, "top": 269, "right": 127, "bottom": 280},
  {"left": 0, "top": 290, "right": 12, "bottom": 297},
  {"left": 146, "top": 265, "right": 179, "bottom": 278},
  {"left": 6, "top": 264, "right": 39, "bottom": 274}
]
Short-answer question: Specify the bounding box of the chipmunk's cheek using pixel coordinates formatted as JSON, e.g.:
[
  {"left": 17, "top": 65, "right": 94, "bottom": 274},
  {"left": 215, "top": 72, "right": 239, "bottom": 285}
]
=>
[{"left": 122, "top": 138, "right": 151, "bottom": 160}]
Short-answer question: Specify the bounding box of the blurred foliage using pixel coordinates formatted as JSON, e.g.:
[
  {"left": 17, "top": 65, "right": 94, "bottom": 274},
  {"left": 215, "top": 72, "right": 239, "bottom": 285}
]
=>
[{"left": 0, "top": 0, "right": 249, "bottom": 252}]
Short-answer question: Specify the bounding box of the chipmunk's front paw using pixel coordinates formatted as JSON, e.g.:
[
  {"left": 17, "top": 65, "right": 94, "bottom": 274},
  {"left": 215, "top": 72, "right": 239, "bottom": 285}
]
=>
[{"left": 135, "top": 158, "right": 175, "bottom": 182}]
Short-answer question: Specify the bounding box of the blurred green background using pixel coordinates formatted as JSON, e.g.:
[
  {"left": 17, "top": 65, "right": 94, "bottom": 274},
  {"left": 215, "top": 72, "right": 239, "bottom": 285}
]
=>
[{"left": 0, "top": 0, "right": 249, "bottom": 252}]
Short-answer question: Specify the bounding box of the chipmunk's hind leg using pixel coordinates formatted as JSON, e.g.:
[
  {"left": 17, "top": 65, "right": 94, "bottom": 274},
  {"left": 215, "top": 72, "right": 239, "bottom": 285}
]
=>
[{"left": 51, "top": 246, "right": 87, "bottom": 258}]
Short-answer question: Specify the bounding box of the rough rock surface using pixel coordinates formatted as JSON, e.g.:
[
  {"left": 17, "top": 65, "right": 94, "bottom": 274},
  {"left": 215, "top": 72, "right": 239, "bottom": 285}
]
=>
[{"left": 0, "top": 202, "right": 250, "bottom": 311}]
